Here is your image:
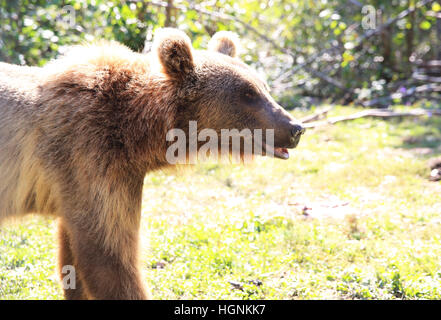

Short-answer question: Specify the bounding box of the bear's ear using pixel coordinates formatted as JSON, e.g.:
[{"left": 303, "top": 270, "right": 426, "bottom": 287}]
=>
[
  {"left": 208, "top": 31, "right": 240, "bottom": 58},
  {"left": 153, "top": 28, "right": 194, "bottom": 79}
]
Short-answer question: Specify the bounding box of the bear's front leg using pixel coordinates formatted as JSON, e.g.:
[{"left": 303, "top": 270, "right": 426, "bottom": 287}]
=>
[
  {"left": 61, "top": 201, "right": 148, "bottom": 300},
  {"left": 66, "top": 218, "right": 147, "bottom": 300},
  {"left": 58, "top": 219, "right": 88, "bottom": 300}
]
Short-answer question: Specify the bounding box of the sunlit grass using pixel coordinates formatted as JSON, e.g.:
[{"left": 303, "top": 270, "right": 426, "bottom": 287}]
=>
[{"left": 1, "top": 105, "right": 441, "bottom": 299}]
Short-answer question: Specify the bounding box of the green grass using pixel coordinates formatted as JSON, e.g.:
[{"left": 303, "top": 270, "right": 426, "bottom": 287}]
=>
[{"left": 1, "top": 105, "right": 441, "bottom": 299}]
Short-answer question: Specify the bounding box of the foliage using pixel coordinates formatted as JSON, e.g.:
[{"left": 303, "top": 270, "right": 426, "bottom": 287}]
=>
[
  {"left": 2, "top": 105, "right": 441, "bottom": 299},
  {"left": 1, "top": 0, "right": 439, "bottom": 105}
]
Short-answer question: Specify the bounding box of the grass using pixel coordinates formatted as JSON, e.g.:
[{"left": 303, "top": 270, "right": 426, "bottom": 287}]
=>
[{"left": 1, "top": 104, "right": 441, "bottom": 300}]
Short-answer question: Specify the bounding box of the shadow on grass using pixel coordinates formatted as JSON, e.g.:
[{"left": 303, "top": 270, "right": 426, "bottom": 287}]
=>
[{"left": 391, "top": 115, "right": 441, "bottom": 160}]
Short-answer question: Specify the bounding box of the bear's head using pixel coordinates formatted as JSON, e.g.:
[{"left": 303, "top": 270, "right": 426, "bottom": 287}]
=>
[{"left": 152, "top": 28, "right": 304, "bottom": 161}]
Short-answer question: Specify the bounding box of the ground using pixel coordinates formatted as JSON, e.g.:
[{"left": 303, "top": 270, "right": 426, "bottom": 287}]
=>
[{"left": 1, "top": 105, "right": 441, "bottom": 300}]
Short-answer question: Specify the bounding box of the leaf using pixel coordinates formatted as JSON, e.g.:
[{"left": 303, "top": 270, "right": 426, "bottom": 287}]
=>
[
  {"left": 420, "top": 21, "right": 431, "bottom": 30},
  {"left": 432, "top": 3, "right": 441, "bottom": 12}
]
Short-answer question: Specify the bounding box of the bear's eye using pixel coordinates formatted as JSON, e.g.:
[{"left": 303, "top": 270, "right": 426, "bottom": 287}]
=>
[{"left": 242, "top": 88, "right": 258, "bottom": 102}]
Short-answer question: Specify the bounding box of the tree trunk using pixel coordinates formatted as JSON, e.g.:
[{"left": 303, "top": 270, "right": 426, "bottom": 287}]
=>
[
  {"left": 405, "top": 0, "right": 415, "bottom": 67},
  {"left": 165, "top": 0, "right": 173, "bottom": 27},
  {"left": 379, "top": 9, "right": 394, "bottom": 82}
]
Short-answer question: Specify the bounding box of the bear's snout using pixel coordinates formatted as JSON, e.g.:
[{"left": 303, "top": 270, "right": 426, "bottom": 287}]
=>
[{"left": 289, "top": 123, "right": 305, "bottom": 147}]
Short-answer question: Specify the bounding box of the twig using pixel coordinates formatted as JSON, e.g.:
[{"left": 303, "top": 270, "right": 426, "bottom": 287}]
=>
[
  {"left": 138, "top": 0, "right": 349, "bottom": 91},
  {"left": 303, "top": 108, "right": 441, "bottom": 128},
  {"left": 354, "top": 0, "right": 436, "bottom": 50},
  {"left": 412, "top": 73, "right": 441, "bottom": 83},
  {"left": 300, "top": 106, "right": 333, "bottom": 123},
  {"left": 140, "top": 0, "right": 435, "bottom": 97},
  {"left": 347, "top": 0, "right": 363, "bottom": 7},
  {"left": 362, "top": 83, "right": 441, "bottom": 107},
  {"left": 141, "top": 0, "right": 298, "bottom": 55},
  {"left": 426, "top": 11, "right": 441, "bottom": 18},
  {"left": 278, "top": 0, "right": 435, "bottom": 92}
]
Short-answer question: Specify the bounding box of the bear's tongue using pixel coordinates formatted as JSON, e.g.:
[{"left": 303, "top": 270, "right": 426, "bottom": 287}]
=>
[{"left": 274, "top": 147, "right": 289, "bottom": 160}]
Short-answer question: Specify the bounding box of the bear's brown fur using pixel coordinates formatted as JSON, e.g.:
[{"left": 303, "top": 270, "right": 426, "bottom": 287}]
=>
[{"left": 0, "top": 28, "right": 303, "bottom": 299}]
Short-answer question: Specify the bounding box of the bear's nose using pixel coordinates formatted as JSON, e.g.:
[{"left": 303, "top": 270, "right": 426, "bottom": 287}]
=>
[{"left": 290, "top": 123, "right": 305, "bottom": 138}]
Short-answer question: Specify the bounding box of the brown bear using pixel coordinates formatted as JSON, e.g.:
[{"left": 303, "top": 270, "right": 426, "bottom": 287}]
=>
[{"left": 0, "top": 28, "right": 304, "bottom": 299}]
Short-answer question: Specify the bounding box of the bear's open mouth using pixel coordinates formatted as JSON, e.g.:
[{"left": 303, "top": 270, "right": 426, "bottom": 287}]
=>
[
  {"left": 273, "top": 147, "right": 290, "bottom": 160},
  {"left": 255, "top": 138, "right": 300, "bottom": 160},
  {"left": 270, "top": 135, "right": 302, "bottom": 160},
  {"left": 262, "top": 144, "right": 291, "bottom": 160}
]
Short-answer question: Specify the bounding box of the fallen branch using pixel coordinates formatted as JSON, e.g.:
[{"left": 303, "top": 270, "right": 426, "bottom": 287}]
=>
[
  {"left": 412, "top": 73, "right": 441, "bottom": 83},
  {"left": 300, "top": 106, "right": 333, "bottom": 123},
  {"left": 303, "top": 108, "right": 441, "bottom": 128},
  {"left": 362, "top": 83, "right": 441, "bottom": 107}
]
